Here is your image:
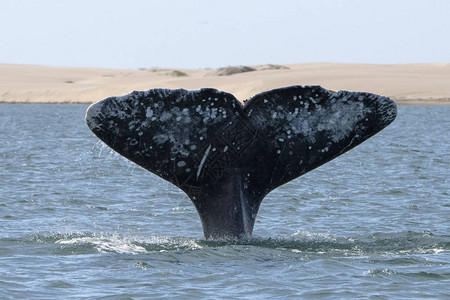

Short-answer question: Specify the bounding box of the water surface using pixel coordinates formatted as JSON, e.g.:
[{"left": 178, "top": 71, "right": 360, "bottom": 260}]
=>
[{"left": 0, "top": 104, "right": 449, "bottom": 299}]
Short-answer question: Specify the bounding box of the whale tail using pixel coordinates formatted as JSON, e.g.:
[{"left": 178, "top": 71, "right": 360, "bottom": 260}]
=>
[{"left": 86, "top": 86, "right": 396, "bottom": 239}]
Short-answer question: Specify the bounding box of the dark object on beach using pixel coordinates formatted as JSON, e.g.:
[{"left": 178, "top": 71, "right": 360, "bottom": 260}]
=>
[
  {"left": 208, "top": 65, "right": 256, "bottom": 76},
  {"left": 86, "top": 86, "right": 397, "bottom": 239},
  {"left": 257, "top": 64, "right": 290, "bottom": 70}
]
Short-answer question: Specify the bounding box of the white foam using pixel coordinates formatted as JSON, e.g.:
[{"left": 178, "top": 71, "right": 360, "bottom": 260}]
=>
[{"left": 57, "top": 235, "right": 147, "bottom": 254}]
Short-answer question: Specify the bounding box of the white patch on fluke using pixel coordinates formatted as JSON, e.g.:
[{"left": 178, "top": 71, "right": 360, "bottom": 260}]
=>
[
  {"left": 146, "top": 107, "right": 153, "bottom": 118},
  {"left": 197, "top": 144, "right": 211, "bottom": 180}
]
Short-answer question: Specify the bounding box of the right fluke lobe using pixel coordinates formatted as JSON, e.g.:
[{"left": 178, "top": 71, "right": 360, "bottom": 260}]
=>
[{"left": 86, "top": 85, "right": 397, "bottom": 239}]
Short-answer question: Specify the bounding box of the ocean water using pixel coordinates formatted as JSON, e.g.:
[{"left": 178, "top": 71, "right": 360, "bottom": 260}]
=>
[{"left": 0, "top": 104, "right": 448, "bottom": 299}]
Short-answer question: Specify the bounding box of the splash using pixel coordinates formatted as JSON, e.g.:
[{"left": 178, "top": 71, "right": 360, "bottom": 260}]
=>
[{"left": 17, "top": 230, "right": 449, "bottom": 257}]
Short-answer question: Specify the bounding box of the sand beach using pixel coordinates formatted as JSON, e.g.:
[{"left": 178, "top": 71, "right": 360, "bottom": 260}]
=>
[{"left": 1, "top": 63, "right": 449, "bottom": 105}]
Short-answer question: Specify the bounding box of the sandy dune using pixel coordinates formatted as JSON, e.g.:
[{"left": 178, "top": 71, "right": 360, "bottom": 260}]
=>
[{"left": 1, "top": 63, "right": 449, "bottom": 104}]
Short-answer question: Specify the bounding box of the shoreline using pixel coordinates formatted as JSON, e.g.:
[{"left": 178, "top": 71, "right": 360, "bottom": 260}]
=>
[
  {"left": 1, "top": 98, "right": 449, "bottom": 106},
  {"left": 1, "top": 63, "right": 449, "bottom": 105}
]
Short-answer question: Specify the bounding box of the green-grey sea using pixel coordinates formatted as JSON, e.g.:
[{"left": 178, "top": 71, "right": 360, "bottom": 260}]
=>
[{"left": 0, "top": 104, "right": 449, "bottom": 299}]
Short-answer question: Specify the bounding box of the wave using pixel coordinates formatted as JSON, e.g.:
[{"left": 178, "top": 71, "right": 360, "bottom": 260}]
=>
[{"left": 2, "top": 230, "right": 448, "bottom": 256}]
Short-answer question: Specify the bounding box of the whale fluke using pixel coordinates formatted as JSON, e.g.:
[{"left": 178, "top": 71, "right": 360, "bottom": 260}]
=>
[{"left": 86, "top": 86, "right": 397, "bottom": 239}]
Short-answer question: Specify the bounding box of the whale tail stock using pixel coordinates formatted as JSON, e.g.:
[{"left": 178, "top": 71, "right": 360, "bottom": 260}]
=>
[{"left": 86, "top": 86, "right": 397, "bottom": 239}]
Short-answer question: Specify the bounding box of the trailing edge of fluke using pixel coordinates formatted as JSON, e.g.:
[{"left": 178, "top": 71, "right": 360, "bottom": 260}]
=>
[{"left": 86, "top": 85, "right": 397, "bottom": 239}]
